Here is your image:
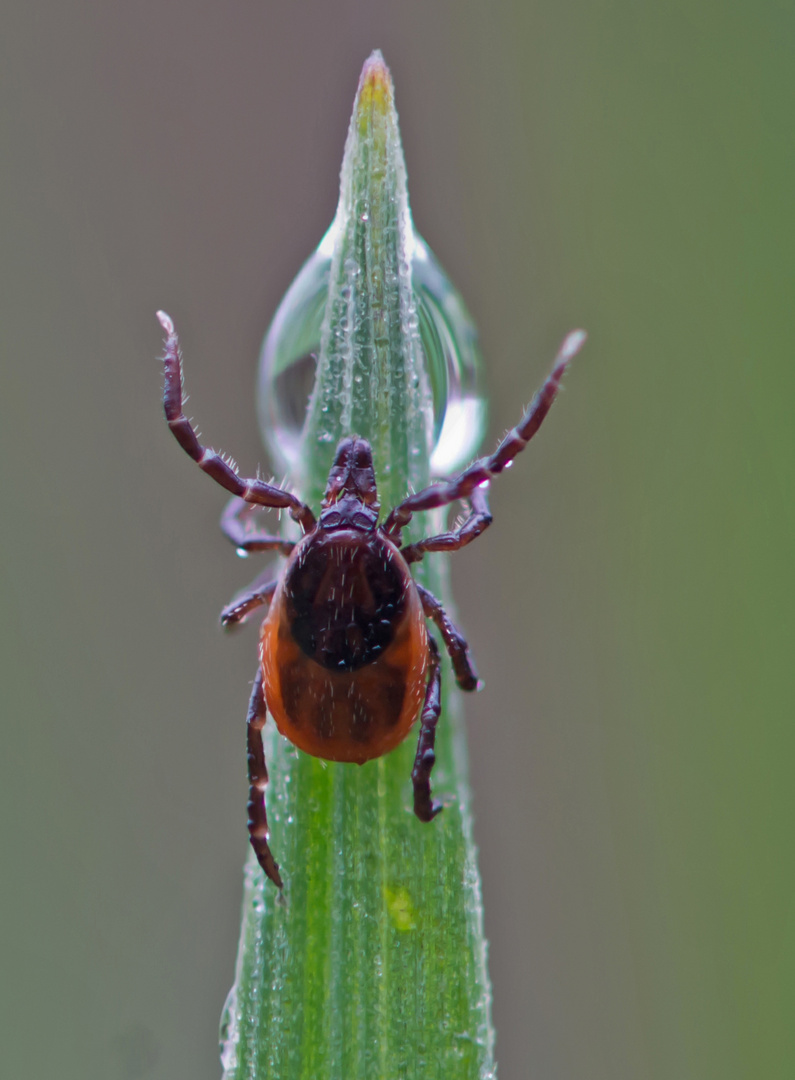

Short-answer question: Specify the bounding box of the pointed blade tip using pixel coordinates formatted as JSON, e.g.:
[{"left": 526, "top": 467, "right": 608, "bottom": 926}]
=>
[{"left": 357, "top": 49, "right": 394, "bottom": 111}]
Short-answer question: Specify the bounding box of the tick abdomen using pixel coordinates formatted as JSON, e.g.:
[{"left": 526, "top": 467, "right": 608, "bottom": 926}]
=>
[{"left": 260, "top": 530, "right": 428, "bottom": 763}]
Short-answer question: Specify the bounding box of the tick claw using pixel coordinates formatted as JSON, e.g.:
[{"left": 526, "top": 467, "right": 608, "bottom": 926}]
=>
[{"left": 156, "top": 310, "right": 174, "bottom": 335}]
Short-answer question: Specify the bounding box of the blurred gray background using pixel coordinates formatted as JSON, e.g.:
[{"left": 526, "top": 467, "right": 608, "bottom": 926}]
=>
[{"left": 2, "top": 3, "right": 793, "bottom": 1079}]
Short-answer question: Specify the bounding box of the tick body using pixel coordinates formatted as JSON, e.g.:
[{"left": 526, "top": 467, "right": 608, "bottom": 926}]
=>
[
  {"left": 261, "top": 527, "right": 428, "bottom": 764},
  {"left": 157, "top": 310, "right": 585, "bottom": 888}
]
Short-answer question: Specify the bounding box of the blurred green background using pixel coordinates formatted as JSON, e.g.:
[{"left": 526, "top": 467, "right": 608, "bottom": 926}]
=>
[{"left": 1, "top": 3, "right": 792, "bottom": 1078}]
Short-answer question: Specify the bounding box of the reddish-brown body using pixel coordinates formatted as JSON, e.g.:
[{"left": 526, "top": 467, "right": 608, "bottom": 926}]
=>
[
  {"left": 261, "top": 530, "right": 428, "bottom": 763},
  {"left": 159, "top": 308, "right": 584, "bottom": 886}
]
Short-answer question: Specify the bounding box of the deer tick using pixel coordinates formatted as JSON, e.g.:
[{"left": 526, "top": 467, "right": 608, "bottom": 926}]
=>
[{"left": 158, "top": 310, "right": 585, "bottom": 887}]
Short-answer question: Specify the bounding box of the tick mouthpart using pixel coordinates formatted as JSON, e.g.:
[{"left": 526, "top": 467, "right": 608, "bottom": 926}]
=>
[{"left": 322, "top": 437, "right": 380, "bottom": 509}]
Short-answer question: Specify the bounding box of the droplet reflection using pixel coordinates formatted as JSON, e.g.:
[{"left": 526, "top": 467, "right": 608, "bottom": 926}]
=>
[{"left": 257, "top": 227, "right": 487, "bottom": 478}]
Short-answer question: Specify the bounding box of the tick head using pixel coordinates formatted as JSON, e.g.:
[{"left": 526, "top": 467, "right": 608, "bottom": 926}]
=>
[
  {"left": 322, "top": 437, "right": 379, "bottom": 507},
  {"left": 318, "top": 437, "right": 380, "bottom": 531}
]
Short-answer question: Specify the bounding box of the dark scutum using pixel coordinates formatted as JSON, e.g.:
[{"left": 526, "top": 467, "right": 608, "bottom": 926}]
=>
[{"left": 284, "top": 531, "right": 406, "bottom": 672}]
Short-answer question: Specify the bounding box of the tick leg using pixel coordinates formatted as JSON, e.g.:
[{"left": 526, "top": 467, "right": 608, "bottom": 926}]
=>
[
  {"left": 416, "top": 583, "right": 479, "bottom": 691},
  {"left": 401, "top": 485, "right": 493, "bottom": 564},
  {"left": 246, "top": 667, "right": 283, "bottom": 888},
  {"left": 412, "top": 637, "right": 443, "bottom": 823},
  {"left": 383, "top": 330, "right": 586, "bottom": 538},
  {"left": 221, "top": 497, "right": 295, "bottom": 556},
  {"left": 157, "top": 312, "right": 315, "bottom": 533},
  {"left": 221, "top": 575, "right": 277, "bottom": 628}
]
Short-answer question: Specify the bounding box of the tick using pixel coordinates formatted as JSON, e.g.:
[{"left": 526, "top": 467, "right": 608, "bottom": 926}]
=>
[{"left": 158, "top": 311, "right": 585, "bottom": 887}]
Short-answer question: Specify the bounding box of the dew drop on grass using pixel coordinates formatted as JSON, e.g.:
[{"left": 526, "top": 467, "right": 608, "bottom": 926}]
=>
[{"left": 257, "top": 230, "right": 487, "bottom": 478}]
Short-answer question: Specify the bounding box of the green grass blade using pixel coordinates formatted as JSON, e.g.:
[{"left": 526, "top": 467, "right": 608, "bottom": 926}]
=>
[{"left": 220, "top": 51, "right": 495, "bottom": 1080}]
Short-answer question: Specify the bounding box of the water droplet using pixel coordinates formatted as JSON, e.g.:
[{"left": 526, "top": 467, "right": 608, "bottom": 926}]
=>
[{"left": 258, "top": 232, "right": 486, "bottom": 475}]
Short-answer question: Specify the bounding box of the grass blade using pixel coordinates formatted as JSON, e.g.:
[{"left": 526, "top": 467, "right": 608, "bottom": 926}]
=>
[{"left": 221, "top": 51, "right": 495, "bottom": 1080}]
